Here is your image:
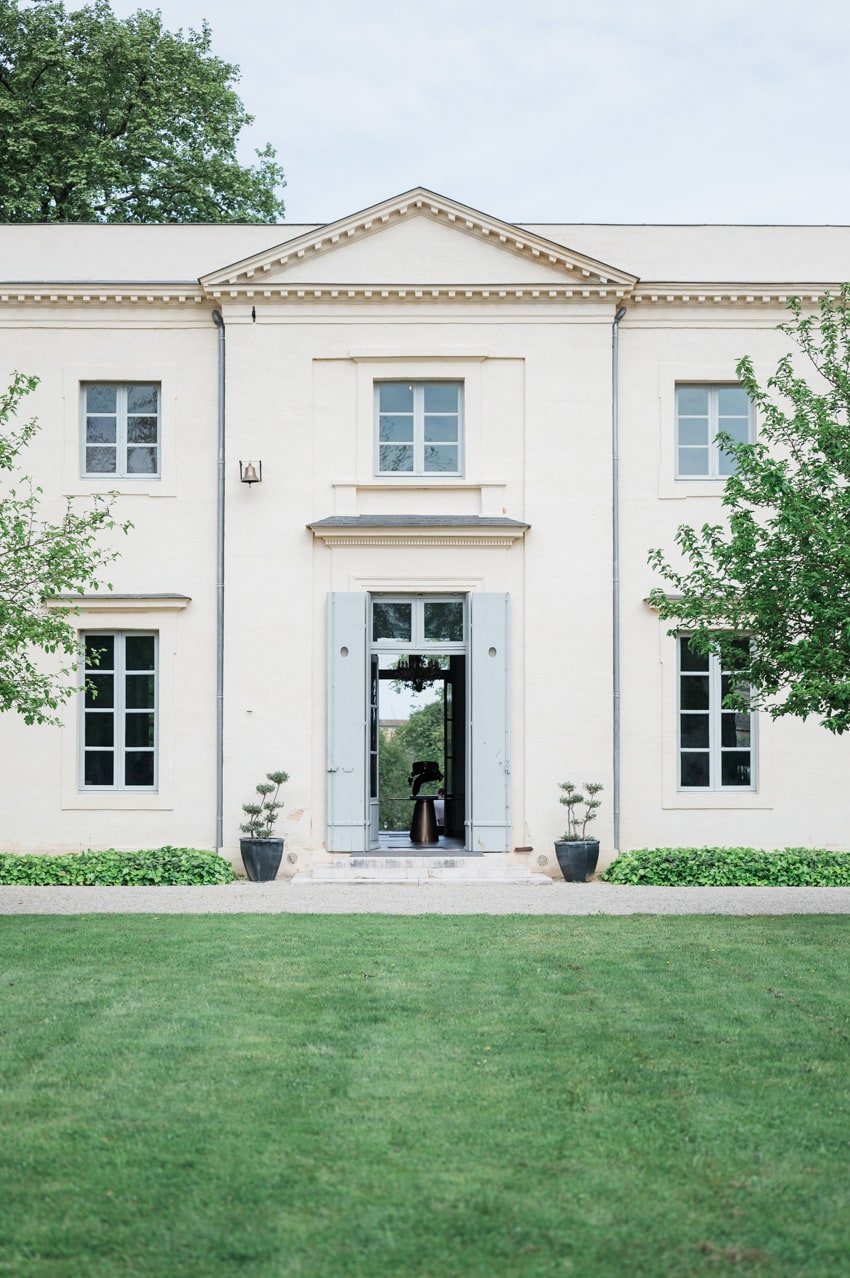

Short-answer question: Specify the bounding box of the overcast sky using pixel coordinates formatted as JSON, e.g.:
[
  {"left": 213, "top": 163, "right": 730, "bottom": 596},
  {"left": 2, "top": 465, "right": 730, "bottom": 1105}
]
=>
[{"left": 107, "top": 0, "right": 850, "bottom": 226}]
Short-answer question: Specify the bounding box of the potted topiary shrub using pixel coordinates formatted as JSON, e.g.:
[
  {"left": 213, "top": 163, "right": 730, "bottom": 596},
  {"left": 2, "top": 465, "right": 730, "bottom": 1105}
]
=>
[
  {"left": 239, "top": 770, "right": 289, "bottom": 881},
  {"left": 554, "top": 781, "right": 603, "bottom": 882}
]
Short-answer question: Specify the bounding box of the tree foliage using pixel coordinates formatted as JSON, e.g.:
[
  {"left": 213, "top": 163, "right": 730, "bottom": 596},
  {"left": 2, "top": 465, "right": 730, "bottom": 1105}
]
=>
[
  {"left": 0, "top": 0, "right": 285, "bottom": 222},
  {"left": 378, "top": 699, "right": 445, "bottom": 829},
  {"left": 0, "top": 373, "right": 130, "bottom": 724},
  {"left": 649, "top": 285, "right": 850, "bottom": 733}
]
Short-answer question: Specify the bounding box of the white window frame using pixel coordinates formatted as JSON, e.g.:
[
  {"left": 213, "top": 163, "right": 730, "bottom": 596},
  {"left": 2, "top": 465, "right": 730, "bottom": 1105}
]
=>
[
  {"left": 80, "top": 631, "right": 158, "bottom": 791},
  {"left": 675, "top": 383, "right": 753, "bottom": 480},
  {"left": 81, "top": 382, "right": 161, "bottom": 480},
  {"left": 374, "top": 381, "right": 464, "bottom": 477},
  {"left": 678, "top": 637, "right": 755, "bottom": 792},
  {"left": 370, "top": 594, "right": 467, "bottom": 651}
]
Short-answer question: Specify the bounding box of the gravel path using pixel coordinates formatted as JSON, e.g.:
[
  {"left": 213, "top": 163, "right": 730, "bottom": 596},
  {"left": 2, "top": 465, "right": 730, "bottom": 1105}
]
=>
[{"left": 3, "top": 882, "right": 850, "bottom": 914}]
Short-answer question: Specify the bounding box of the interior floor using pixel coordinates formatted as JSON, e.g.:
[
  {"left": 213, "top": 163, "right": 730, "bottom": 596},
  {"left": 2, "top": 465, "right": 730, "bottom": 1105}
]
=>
[{"left": 376, "top": 832, "right": 472, "bottom": 855}]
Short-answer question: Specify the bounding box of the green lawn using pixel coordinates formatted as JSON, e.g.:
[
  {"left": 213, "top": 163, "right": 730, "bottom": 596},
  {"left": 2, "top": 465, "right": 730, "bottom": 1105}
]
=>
[{"left": 1, "top": 916, "right": 849, "bottom": 1277}]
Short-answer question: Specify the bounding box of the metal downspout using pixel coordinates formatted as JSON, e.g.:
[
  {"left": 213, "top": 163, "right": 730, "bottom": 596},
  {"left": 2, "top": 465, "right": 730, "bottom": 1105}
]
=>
[
  {"left": 212, "top": 310, "right": 225, "bottom": 854},
  {"left": 612, "top": 306, "right": 627, "bottom": 853}
]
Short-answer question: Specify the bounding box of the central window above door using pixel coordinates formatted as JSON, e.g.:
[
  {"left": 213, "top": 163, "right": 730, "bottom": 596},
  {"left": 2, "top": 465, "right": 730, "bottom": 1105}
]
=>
[
  {"left": 375, "top": 382, "right": 463, "bottom": 476},
  {"left": 371, "top": 596, "right": 465, "bottom": 647}
]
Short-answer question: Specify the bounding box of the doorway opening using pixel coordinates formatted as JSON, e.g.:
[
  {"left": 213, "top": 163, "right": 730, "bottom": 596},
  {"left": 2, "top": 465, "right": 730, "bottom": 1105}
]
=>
[
  {"left": 325, "top": 590, "right": 509, "bottom": 855},
  {"left": 368, "top": 596, "right": 468, "bottom": 852}
]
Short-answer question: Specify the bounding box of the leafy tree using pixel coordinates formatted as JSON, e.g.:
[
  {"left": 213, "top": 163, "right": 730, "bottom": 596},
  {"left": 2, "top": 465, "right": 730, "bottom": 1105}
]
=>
[
  {"left": 649, "top": 285, "right": 850, "bottom": 733},
  {"left": 0, "top": 0, "right": 285, "bottom": 222},
  {"left": 0, "top": 372, "right": 130, "bottom": 724},
  {"left": 394, "top": 698, "right": 445, "bottom": 763},
  {"left": 378, "top": 729, "right": 412, "bottom": 830}
]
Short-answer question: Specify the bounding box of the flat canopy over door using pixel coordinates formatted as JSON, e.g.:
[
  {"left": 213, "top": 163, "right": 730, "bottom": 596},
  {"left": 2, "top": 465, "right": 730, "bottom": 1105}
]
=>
[
  {"left": 467, "top": 592, "right": 510, "bottom": 852},
  {"left": 327, "top": 592, "right": 368, "bottom": 852}
]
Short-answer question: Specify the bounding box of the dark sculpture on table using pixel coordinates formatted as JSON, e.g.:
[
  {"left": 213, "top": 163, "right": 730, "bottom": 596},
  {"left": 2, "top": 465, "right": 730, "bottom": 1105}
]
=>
[
  {"left": 407, "top": 760, "right": 443, "bottom": 844},
  {"left": 408, "top": 760, "right": 443, "bottom": 796}
]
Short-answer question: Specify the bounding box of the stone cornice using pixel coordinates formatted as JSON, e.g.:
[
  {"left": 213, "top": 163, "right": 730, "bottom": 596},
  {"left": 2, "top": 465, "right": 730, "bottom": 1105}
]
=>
[
  {"left": 204, "top": 282, "right": 630, "bottom": 302},
  {"left": 2, "top": 278, "right": 841, "bottom": 310},
  {"left": 631, "top": 282, "right": 835, "bottom": 307},
  {"left": 45, "top": 593, "right": 192, "bottom": 612},
  {"left": 308, "top": 515, "right": 529, "bottom": 549},
  {"left": 0, "top": 285, "right": 205, "bottom": 306}
]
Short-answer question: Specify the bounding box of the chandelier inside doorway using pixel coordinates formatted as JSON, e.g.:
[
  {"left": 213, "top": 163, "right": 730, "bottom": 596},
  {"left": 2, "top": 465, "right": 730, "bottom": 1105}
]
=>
[{"left": 390, "top": 654, "right": 446, "bottom": 692}]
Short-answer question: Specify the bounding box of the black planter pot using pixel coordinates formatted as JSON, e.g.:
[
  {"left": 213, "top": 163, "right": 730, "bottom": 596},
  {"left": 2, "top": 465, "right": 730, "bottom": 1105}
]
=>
[
  {"left": 554, "top": 839, "right": 600, "bottom": 883},
  {"left": 240, "top": 837, "right": 284, "bottom": 882}
]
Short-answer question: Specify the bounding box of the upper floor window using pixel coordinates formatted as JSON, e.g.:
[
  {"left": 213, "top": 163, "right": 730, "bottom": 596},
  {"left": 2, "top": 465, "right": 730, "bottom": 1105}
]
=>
[
  {"left": 376, "top": 381, "right": 462, "bottom": 476},
  {"left": 676, "top": 384, "right": 752, "bottom": 478},
  {"left": 82, "top": 383, "right": 160, "bottom": 477},
  {"left": 81, "top": 632, "right": 157, "bottom": 789},
  {"left": 678, "top": 636, "right": 753, "bottom": 790}
]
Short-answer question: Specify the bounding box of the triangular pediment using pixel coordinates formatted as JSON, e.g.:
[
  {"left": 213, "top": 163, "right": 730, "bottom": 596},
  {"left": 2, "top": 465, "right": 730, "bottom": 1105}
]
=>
[{"left": 200, "top": 188, "right": 637, "bottom": 292}]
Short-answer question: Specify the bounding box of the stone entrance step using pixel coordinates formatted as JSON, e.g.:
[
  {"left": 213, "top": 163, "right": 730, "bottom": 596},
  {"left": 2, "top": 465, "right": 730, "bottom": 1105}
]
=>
[{"left": 292, "top": 856, "right": 552, "bottom": 885}]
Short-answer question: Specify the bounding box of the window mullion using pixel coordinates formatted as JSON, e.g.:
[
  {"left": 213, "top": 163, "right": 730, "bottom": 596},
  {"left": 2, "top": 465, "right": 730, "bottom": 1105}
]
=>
[
  {"left": 414, "top": 383, "right": 424, "bottom": 474},
  {"left": 709, "top": 386, "right": 719, "bottom": 478},
  {"left": 117, "top": 384, "right": 128, "bottom": 480},
  {"left": 709, "top": 654, "right": 721, "bottom": 787},
  {"left": 115, "top": 634, "right": 127, "bottom": 789}
]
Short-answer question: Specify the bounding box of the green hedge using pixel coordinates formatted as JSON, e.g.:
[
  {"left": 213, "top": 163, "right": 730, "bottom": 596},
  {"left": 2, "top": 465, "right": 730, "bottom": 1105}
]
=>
[
  {"left": 0, "top": 847, "right": 235, "bottom": 886},
  {"left": 602, "top": 846, "right": 850, "bottom": 887}
]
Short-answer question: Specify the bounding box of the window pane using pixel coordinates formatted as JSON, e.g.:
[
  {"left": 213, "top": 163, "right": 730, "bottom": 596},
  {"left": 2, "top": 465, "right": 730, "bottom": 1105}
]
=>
[
  {"left": 680, "top": 713, "right": 709, "bottom": 748},
  {"left": 424, "top": 445, "right": 459, "bottom": 472},
  {"left": 85, "top": 751, "right": 114, "bottom": 786},
  {"left": 127, "top": 385, "right": 158, "bottom": 413},
  {"left": 86, "top": 417, "right": 117, "bottom": 444},
  {"left": 85, "top": 714, "right": 114, "bottom": 747},
  {"left": 378, "top": 384, "right": 413, "bottom": 412},
  {"left": 423, "top": 417, "right": 458, "bottom": 443},
  {"left": 717, "top": 387, "right": 749, "bottom": 415},
  {"left": 85, "top": 636, "right": 114, "bottom": 670},
  {"left": 125, "top": 751, "right": 155, "bottom": 786},
  {"left": 86, "top": 385, "right": 116, "bottom": 413},
  {"left": 379, "top": 415, "right": 414, "bottom": 442},
  {"left": 126, "top": 712, "right": 155, "bottom": 747},
  {"left": 424, "top": 601, "right": 464, "bottom": 643},
  {"left": 127, "top": 416, "right": 158, "bottom": 444},
  {"left": 718, "top": 416, "right": 750, "bottom": 444},
  {"left": 85, "top": 674, "right": 114, "bottom": 708},
  {"left": 125, "top": 636, "right": 155, "bottom": 671},
  {"left": 424, "top": 383, "right": 459, "bottom": 412},
  {"left": 379, "top": 444, "right": 413, "bottom": 473},
  {"left": 678, "top": 447, "right": 710, "bottom": 476},
  {"left": 86, "top": 446, "right": 116, "bottom": 474},
  {"left": 677, "top": 387, "right": 708, "bottom": 415},
  {"left": 680, "top": 676, "right": 710, "bottom": 710},
  {"left": 725, "top": 638, "right": 751, "bottom": 664},
  {"left": 721, "top": 712, "right": 751, "bottom": 748},
  {"left": 372, "top": 601, "right": 412, "bottom": 642},
  {"left": 679, "top": 639, "right": 709, "bottom": 672},
  {"left": 721, "top": 673, "right": 749, "bottom": 701},
  {"left": 721, "top": 752, "right": 751, "bottom": 787},
  {"left": 125, "top": 674, "right": 155, "bottom": 709},
  {"left": 126, "top": 447, "right": 157, "bottom": 474},
  {"left": 678, "top": 417, "right": 709, "bottom": 446},
  {"left": 680, "top": 753, "right": 710, "bottom": 787},
  {"left": 717, "top": 450, "right": 739, "bottom": 477}
]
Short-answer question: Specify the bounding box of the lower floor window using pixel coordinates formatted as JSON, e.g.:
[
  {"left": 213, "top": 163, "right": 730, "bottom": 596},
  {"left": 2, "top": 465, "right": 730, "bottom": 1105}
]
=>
[
  {"left": 679, "top": 636, "right": 753, "bottom": 789},
  {"left": 82, "top": 632, "right": 157, "bottom": 788}
]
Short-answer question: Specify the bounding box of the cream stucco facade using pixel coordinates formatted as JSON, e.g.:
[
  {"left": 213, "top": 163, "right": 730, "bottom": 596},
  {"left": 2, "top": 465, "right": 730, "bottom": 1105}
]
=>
[{"left": 2, "top": 188, "right": 849, "bottom": 875}]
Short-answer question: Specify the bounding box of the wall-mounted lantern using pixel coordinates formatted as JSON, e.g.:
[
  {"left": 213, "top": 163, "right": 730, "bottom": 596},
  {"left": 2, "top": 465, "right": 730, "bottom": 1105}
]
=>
[{"left": 239, "top": 460, "right": 263, "bottom": 486}]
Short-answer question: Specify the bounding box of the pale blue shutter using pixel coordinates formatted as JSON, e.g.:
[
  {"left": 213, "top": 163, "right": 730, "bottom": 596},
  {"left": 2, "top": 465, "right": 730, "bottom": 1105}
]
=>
[
  {"left": 467, "top": 593, "right": 510, "bottom": 852},
  {"left": 326, "top": 592, "right": 368, "bottom": 852}
]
